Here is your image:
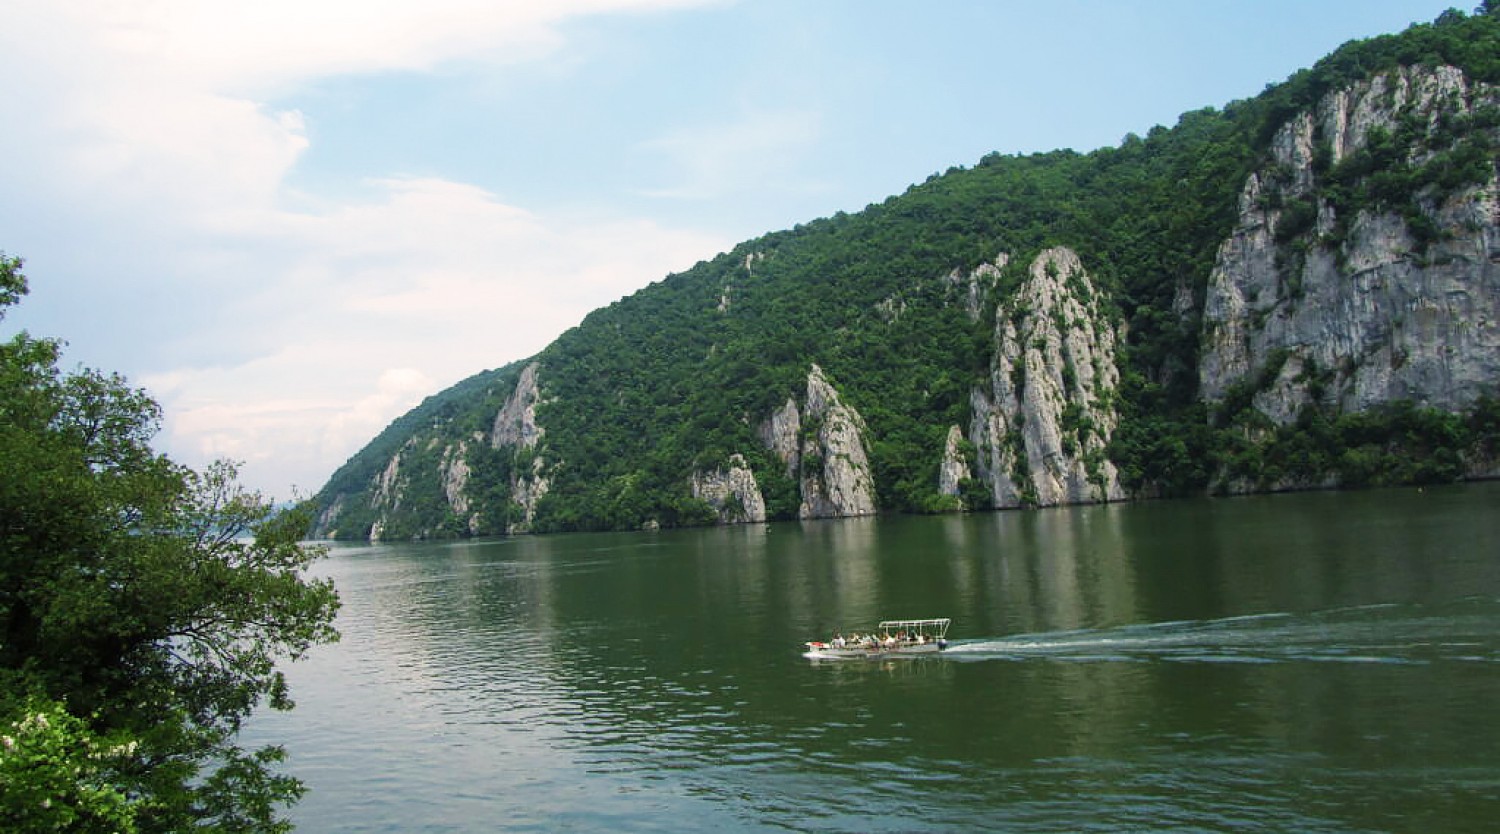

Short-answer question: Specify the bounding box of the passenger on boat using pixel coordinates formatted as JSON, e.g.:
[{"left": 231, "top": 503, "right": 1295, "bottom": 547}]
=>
[{"left": 832, "top": 633, "right": 846, "bottom": 648}]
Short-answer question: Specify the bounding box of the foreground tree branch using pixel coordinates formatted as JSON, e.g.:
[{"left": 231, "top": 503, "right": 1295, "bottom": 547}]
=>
[{"left": 1, "top": 253, "right": 341, "bottom": 833}]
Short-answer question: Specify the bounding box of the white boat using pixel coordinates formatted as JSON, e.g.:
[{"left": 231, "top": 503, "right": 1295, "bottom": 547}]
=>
[{"left": 804, "top": 618, "right": 951, "bottom": 659}]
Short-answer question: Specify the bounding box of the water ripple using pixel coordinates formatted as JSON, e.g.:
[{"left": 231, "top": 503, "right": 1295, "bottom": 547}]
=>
[{"left": 945, "top": 600, "right": 1500, "bottom": 665}]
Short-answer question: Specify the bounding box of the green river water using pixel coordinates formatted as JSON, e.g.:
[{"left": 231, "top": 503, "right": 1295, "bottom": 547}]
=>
[{"left": 247, "top": 483, "right": 1500, "bottom": 832}]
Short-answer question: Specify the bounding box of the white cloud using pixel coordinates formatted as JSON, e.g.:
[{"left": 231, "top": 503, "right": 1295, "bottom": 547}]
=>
[
  {"left": 0, "top": 0, "right": 728, "bottom": 497},
  {"left": 54, "top": 0, "right": 717, "bottom": 92},
  {"left": 8, "top": 0, "right": 720, "bottom": 221},
  {"left": 149, "top": 362, "right": 439, "bottom": 496},
  {"left": 142, "top": 177, "right": 724, "bottom": 495}
]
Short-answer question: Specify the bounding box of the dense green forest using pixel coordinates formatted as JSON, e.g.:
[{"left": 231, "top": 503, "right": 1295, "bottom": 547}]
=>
[{"left": 316, "top": 7, "right": 1500, "bottom": 539}]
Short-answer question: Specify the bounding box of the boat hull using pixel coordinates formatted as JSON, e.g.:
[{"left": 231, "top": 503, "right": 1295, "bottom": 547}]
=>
[{"left": 803, "top": 641, "right": 946, "bottom": 660}]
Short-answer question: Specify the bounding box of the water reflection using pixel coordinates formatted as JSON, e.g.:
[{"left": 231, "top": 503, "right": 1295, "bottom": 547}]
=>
[{"left": 255, "top": 483, "right": 1500, "bottom": 833}]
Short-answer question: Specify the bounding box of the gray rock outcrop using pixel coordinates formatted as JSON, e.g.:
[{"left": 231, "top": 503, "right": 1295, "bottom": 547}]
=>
[
  {"left": 943, "top": 255, "right": 1007, "bottom": 322},
  {"left": 363, "top": 446, "right": 407, "bottom": 541},
  {"left": 508, "top": 457, "right": 550, "bottom": 534},
  {"left": 489, "top": 362, "right": 550, "bottom": 533},
  {"left": 371, "top": 448, "right": 403, "bottom": 510},
  {"left": 691, "top": 453, "right": 768, "bottom": 524},
  {"left": 491, "top": 362, "right": 544, "bottom": 449},
  {"left": 937, "top": 424, "right": 971, "bottom": 501},
  {"left": 759, "top": 364, "right": 877, "bottom": 519},
  {"left": 1199, "top": 65, "right": 1500, "bottom": 422},
  {"left": 798, "top": 365, "right": 877, "bottom": 518},
  {"left": 969, "top": 248, "right": 1124, "bottom": 507},
  {"left": 440, "top": 442, "right": 470, "bottom": 517},
  {"left": 759, "top": 397, "right": 802, "bottom": 479},
  {"left": 439, "top": 439, "right": 481, "bottom": 534}
]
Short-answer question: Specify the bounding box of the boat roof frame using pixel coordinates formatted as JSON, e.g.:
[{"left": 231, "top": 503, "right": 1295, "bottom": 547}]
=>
[{"left": 877, "top": 618, "right": 951, "bottom": 636}]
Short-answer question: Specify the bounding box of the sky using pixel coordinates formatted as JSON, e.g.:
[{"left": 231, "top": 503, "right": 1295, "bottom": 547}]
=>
[{"left": 0, "top": 0, "right": 1465, "bottom": 498}]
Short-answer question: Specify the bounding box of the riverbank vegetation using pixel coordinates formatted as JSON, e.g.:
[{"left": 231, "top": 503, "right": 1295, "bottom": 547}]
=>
[{"left": 0, "top": 255, "right": 339, "bottom": 832}]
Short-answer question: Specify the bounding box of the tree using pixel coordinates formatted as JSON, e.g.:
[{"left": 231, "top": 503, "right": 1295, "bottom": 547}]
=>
[
  {"left": 0, "top": 254, "right": 340, "bottom": 833},
  {"left": 0, "top": 698, "right": 143, "bottom": 833}
]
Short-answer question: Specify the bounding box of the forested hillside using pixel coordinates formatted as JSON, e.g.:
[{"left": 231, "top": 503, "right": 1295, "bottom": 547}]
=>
[{"left": 315, "top": 8, "right": 1500, "bottom": 540}]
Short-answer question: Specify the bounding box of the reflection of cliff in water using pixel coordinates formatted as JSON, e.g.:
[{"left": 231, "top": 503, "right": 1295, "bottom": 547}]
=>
[
  {"left": 496, "top": 501, "right": 1165, "bottom": 774},
  {"left": 295, "top": 483, "right": 1500, "bottom": 826},
  {"left": 1116, "top": 484, "right": 1500, "bottom": 619}
]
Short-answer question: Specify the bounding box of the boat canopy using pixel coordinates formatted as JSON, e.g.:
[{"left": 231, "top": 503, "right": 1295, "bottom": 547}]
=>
[{"left": 877, "top": 618, "right": 951, "bottom": 638}]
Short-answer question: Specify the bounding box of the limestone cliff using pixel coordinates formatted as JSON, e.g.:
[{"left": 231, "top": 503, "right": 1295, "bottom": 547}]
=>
[
  {"left": 439, "top": 439, "right": 479, "bottom": 534},
  {"left": 371, "top": 448, "right": 403, "bottom": 511},
  {"left": 937, "top": 424, "right": 972, "bottom": 502},
  {"left": 363, "top": 445, "right": 406, "bottom": 541},
  {"left": 490, "top": 361, "right": 550, "bottom": 533},
  {"left": 440, "top": 442, "right": 470, "bottom": 515},
  {"left": 491, "top": 362, "right": 544, "bottom": 449},
  {"left": 943, "top": 255, "right": 1007, "bottom": 323},
  {"left": 969, "top": 248, "right": 1124, "bottom": 507},
  {"left": 800, "top": 364, "right": 878, "bottom": 518},
  {"left": 758, "top": 397, "right": 801, "bottom": 480},
  {"left": 691, "top": 453, "right": 767, "bottom": 524},
  {"left": 1200, "top": 65, "right": 1500, "bottom": 428},
  {"left": 759, "top": 364, "right": 877, "bottom": 519},
  {"left": 311, "top": 362, "right": 552, "bottom": 540}
]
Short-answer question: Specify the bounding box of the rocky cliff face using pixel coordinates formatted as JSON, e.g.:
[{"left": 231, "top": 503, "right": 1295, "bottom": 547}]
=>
[
  {"left": 314, "top": 362, "right": 553, "bottom": 540},
  {"left": 758, "top": 397, "right": 801, "bottom": 480},
  {"left": 490, "top": 361, "right": 550, "bottom": 533},
  {"left": 800, "top": 364, "right": 878, "bottom": 518},
  {"left": 759, "top": 364, "right": 877, "bottom": 519},
  {"left": 440, "top": 440, "right": 473, "bottom": 523},
  {"left": 363, "top": 445, "right": 406, "bottom": 541},
  {"left": 491, "top": 362, "right": 544, "bottom": 448},
  {"left": 969, "top": 248, "right": 1124, "bottom": 507},
  {"left": 360, "top": 435, "right": 485, "bottom": 541},
  {"left": 1200, "top": 65, "right": 1500, "bottom": 425},
  {"left": 937, "top": 424, "right": 971, "bottom": 501},
  {"left": 691, "top": 453, "right": 767, "bottom": 524}
]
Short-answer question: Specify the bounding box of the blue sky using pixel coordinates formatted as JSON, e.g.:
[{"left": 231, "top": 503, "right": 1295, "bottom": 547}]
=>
[{"left": 0, "top": 0, "right": 1463, "bottom": 496}]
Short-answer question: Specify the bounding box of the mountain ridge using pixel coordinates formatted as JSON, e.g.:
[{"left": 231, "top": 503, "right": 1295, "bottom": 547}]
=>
[{"left": 313, "top": 8, "right": 1500, "bottom": 540}]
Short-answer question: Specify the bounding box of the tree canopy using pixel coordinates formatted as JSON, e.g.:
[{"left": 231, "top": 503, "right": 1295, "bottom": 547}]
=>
[{"left": 0, "top": 254, "right": 340, "bottom": 833}]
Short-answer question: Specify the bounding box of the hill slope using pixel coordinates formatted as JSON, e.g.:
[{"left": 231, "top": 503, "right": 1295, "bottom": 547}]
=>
[{"left": 314, "top": 9, "right": 1500, "bottom": 540}]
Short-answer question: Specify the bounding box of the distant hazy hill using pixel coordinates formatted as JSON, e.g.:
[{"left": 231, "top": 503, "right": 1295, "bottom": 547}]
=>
[{"left": 314, "top": 8, "right": 1500, "bottom": 541}]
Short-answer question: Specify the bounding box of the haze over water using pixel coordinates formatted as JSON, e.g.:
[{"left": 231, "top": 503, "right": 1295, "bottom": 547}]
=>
[{"left": 250, "top": 483, "right": 1500, "bottom": 832}]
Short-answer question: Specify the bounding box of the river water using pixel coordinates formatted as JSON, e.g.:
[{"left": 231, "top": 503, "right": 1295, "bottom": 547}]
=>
[{"left": 248, "top": 483, "right": 1500, "bottom": 832}]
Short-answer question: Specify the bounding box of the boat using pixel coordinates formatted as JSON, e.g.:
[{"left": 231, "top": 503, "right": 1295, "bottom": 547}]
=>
[{"left": 803, "top": 618, "right": 951, "bottom": 659}]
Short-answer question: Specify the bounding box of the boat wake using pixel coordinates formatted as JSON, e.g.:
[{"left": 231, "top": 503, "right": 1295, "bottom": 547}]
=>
[{"left": 943, "top": 599, "right": 1500, "bottom": 665}]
